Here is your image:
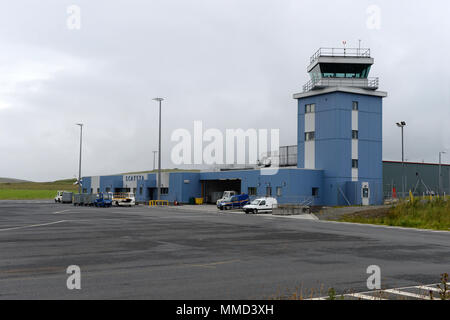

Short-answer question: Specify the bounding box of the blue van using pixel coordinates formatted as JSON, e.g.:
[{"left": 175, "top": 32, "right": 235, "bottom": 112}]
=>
[{"left": 218, "top": 194, "right": 250, "bottom": 210}]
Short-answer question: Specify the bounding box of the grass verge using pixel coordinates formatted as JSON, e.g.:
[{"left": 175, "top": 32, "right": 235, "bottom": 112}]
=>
[
  {"left": 338, "top": 199, "right": 450, "bottom": 231},
  {"left": 0, "top": 179, "right": 77, "bottom": 200}
]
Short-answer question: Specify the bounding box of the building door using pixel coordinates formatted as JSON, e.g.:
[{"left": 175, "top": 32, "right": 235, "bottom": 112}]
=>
[{"left": 148, "top": 188, "right": 156, "bottom": 200}]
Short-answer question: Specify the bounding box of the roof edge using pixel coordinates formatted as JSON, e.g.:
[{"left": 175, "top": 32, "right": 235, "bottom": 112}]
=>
[{"left": 293, "top": 86, "right": 388, "bottom": 99}]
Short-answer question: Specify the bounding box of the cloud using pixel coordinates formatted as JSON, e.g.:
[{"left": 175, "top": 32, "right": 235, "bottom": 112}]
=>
[{"left": 0, "top": 0, "right": 449, "bottom": 181}]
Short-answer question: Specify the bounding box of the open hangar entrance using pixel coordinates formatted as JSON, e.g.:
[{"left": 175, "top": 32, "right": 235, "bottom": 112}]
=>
[{"left": 201, "top": 179, "right": 241, "bottom": 204}]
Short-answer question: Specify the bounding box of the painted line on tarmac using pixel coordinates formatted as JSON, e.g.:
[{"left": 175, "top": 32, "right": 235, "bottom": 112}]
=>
[
  {"left": 348, "top": 293, "right": 386, "bottom": 300},
  {"left": 179, "top": 259, "right": 241, "bottom": 269},
  {"left": 384, "top": 288, "right": 433, "bottom": 300},
  {"left": 0, "top": 220, "right": 69, "bottom": 232},
  {"left": 53, "top": 209, "right": 71, "bottom": 214},
  {"left": 307, "top": 283, "right": 448, "bottom": 300}
]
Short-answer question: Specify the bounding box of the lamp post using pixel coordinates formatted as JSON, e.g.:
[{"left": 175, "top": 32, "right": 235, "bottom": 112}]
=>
[
  {"left": 153, "top": 98, "right": 164, "bottom": 200},
  {"left": 439, "top": 151, "right": 446, "bottom": 196},
  {"left": 396, "top": 121, "right": 407, "bottom": 198},
  {"left": 153, "top": 151, "right": 158, "bottom": 171},
  {"left": 76, "top": 123, "right": 83, "bottom": 194}
]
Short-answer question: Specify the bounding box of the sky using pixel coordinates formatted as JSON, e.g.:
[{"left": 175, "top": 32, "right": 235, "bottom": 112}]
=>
[{"left": 0, "top": 0, "right": 449, "bottom": 181}]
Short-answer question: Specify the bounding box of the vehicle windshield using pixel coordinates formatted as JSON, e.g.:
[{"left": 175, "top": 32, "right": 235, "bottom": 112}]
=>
[{"left": 251, "top": 200, "right": 260, "bottom": 205}]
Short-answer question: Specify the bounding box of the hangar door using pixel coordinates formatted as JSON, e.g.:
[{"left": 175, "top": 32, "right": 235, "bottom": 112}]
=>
[{"left": 202, "top": 179, "right": 241, "bottom": 204}]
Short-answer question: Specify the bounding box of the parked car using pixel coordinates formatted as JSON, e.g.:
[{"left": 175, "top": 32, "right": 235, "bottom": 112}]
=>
[
  {"left": 243, "top": 197, "right": 278, "bottom": 214},
  {"left": 112, "top": 192, "right": 136, "bottom": 207},
  {"left": 216, "top": 191, "right": 237, "bottom": 207},
  {"left": 218, "top": 194, "right": 249, "bottom": 210}
]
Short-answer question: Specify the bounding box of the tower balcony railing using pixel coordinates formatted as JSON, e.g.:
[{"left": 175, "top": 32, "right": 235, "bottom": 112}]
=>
[
  {"left": 302, "top": 77, "right": 379, "bottom": 92},
  {"left": 310, "top": 47, "right": 371, "bottom": 64}
]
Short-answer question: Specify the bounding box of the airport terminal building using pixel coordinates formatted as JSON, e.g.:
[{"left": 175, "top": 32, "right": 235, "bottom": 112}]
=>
[{"left": 82, "top": 47, "right": 404, "bottom": 206}]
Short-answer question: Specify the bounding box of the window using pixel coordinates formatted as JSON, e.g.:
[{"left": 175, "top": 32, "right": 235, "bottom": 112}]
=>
[
  {"left": 260, "top": 200, "right": 266, "bottom": 206},
  {"left": 352, "top": 130, "right": 359, "bottom": 139},
  {"left": 352, "top": 159, "right": 359, "bottom": 169},
  {"left": 97, "top": 188, "right": 100, "bottom": 193},
  {"left": 106, "top": 187, "right": 111, "bottom": 193},
  {"left": 305, "top": 131, "right": 315, "bottom": 141},
  {"left": 312, "top": 187, "right": 319, "bottom": 197},
  {"left": 139, "top": 186, "right": 143, "bottom": 195},
  {"left": 160, "top": 187, "right": 169, "bottom": 195},
  {"left": 266, "top": 186, "right": 272, "bottom": 197},
  {"left": 352, "top": 101, "right": 359, "bottom": 111},
  {"left": 276, "top": 186, "right": 282, "bottom": 197},
  {"left": 305, "top": 103, "right": 316, "bottom": 113},
  {"left": 90, "top": 188, "right": 93, "bottom": 194},
  {"left": 248, "top": 187, "right": 257, "bottom": 196}
]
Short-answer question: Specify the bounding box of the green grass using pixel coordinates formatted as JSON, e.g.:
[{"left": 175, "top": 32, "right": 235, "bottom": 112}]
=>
[
  {"left": 339, "top": 199, "right": 450, "bottom": 231},
  {"left": 0, "top": 179, "right": 77, "bottom": 200},
  {"left": 0, "top": 189, "right": 60, "bottom": 200}
]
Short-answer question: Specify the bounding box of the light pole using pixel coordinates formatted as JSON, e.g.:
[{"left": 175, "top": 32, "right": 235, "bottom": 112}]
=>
[
  {"left": 153, "top": 151, "right": 158, "bottom": 171},
  {"left": 76, "top": 123, "right": 83, "bottom": 194},
  {"left": 396, "top": 121, "right": 407, "bottom": 198},
  {"left": 153, "top": 98, "right": 164, "bottom": 200},
  {"left": 439, "top": 151, "right": 446, "bottom": 196}
]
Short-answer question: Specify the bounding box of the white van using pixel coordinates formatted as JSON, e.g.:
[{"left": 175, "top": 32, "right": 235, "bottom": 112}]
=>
[{"left": 243, "top": 197, "right": 278, "bottom": 214}]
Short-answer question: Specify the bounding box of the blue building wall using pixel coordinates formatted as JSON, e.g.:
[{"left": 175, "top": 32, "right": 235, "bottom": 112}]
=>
[
  {"left": 297, "top": 92, "right": 383, "bottom": 205},
  {"left": 200, "top": 168, "right": 324, "bottom": 205},
  {"left": 82, "top": 176, "right": 91, "bottom": 193},
  {"left": 83, "top": 168, "right": 324, "bottom": 205}
]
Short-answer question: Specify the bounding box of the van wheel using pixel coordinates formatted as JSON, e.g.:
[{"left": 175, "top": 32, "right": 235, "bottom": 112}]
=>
[{"left": 254, "top": 209, "right": 258, "bottom": 214}]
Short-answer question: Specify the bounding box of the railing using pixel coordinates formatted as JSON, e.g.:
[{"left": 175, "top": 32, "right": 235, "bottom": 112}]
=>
[
  {"left": 310, "top": 47, "right": 371, "bottom": 64},
  {"left": 149, "top": 200, "right": 169, "bottom": 206},
  {"left": 303, "top": 77, "right": 379, "bottom": 92}
]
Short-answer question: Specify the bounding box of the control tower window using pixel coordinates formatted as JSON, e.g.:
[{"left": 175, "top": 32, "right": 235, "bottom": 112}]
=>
[
  {"left": 320, "top": 64, "right": 371, "bottom": 78},
  {"left": 352, "top": 101, "right": 359, "bottom": 110},
  {"left": 305, "top": 132, "right": 315, "bottom": 141},
  {"left": 352, "top": 130, "right": 359, "bottom": 139},
  {"left": 352, "top": 159, "right": 359, "bottom": 169},
  {"left": 305, "top": 103, "right": 315, "bottom": 113}
]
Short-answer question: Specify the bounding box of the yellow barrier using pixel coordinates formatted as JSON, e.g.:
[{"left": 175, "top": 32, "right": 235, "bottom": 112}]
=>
[
  {"left": 195, "top": 198, "right": 203, "bottom": 205},
  {"left": 149, "top": 200, "right": 169, "bottom": 207}
]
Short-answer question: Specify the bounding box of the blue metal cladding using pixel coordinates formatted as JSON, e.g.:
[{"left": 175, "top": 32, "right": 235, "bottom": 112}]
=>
[
  {"left": 82, "top": 176, "right": 91, "bottom": 192},
  {"left": 165, "top": 172, "right": 202, "bottom": 203},
  {"left": 100, "top": 175, "right": 123, "bottom": 192},
  {"left": 297, "top": 91, "right": 383, "bottom": 205},
  {"left": 200, "top": 168, "right": 324, "bottom": 205}
]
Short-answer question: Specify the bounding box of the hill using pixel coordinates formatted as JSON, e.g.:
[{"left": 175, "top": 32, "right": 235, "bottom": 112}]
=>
[
  {"left": 0, "top": 179, "right": 78, "bottom": 200},
  {"left": 0, "top": 177, "right": 31, "bottom": 183}
]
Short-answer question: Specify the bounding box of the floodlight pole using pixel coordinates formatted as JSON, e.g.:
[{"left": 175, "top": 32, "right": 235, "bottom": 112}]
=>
[
  {"left": 76, "top": 123, "right": 83, "bottom": 194},
  {"left": 439, "top": 151, "right": 446, "bottom": 196},
  {"left": 153, "top": 98, "right": 164, "bottom": 201},
  {"left": 153, "top": 151, "right": 158, "bottom": 171},
  {"left": 396, "top": 122, "right": 406, "bottom": 198}
]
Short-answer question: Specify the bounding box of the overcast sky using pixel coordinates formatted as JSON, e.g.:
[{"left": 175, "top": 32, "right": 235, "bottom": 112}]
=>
[{"left": 0, "top": 0, "right": 449, "bottom": 181}]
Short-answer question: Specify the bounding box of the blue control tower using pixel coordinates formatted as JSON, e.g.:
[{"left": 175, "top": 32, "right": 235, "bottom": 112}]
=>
[{"left": 294, "top": 48, "right": 387, "bottom": 206}]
